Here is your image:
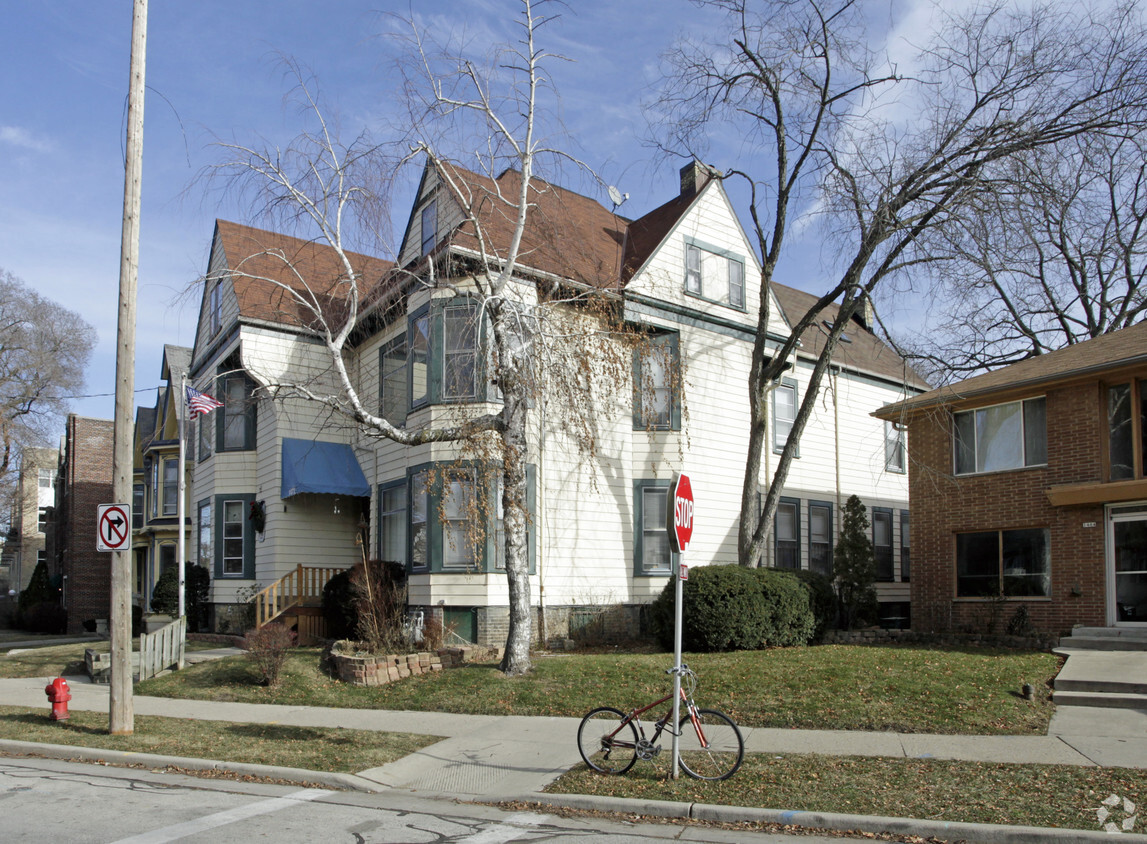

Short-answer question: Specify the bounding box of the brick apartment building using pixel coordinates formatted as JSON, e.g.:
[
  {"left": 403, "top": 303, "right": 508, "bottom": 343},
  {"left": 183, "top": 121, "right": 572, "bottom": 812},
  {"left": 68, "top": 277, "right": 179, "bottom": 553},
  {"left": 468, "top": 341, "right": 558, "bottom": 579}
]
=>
[
  {"left": 876, "top": 322, "right": 1147, "bottom": 635},
  {"left": 56, "top": 415, "right": 114, "bottom": 633}
]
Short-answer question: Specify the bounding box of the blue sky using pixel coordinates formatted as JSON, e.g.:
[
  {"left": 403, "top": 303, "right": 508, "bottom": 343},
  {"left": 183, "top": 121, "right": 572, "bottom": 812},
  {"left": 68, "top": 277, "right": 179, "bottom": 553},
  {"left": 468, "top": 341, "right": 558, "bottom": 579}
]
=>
[{"left": 1, "top": 0, "right": 918, "bottom": 424}]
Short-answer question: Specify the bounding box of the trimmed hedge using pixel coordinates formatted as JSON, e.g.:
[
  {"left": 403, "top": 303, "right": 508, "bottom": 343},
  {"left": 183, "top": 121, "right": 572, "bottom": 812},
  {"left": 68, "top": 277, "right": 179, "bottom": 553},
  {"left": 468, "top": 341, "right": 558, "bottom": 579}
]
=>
[
  {"left": 651, "top": 564, "right": 817, "bottom": 652},
  {"left": 792, "top": 569, "right": 837, "bottom": 641}
]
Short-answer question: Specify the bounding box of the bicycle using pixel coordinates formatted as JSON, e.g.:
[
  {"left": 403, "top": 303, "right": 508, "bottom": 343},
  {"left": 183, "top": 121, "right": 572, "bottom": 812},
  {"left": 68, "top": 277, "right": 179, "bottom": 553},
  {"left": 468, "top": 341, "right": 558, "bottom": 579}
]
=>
[{"left": 576, "top": 664, "right": 744, "bottom": 781}]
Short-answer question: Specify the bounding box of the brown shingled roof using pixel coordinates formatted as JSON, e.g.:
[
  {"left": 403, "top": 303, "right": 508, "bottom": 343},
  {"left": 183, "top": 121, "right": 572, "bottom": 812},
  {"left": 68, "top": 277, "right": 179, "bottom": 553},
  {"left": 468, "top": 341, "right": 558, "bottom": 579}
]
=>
[
  {"left": 877, "top": 319, "right": 1147, "bottom": 419},
  {"left": 214, "top": 220, "right": 393, "bottom": 329},
  {"left": 770, "top": 283, "right": 929, "bottom": 390},
  {"left": 437, "top": 164, "right": 628, "bottom": 289}
]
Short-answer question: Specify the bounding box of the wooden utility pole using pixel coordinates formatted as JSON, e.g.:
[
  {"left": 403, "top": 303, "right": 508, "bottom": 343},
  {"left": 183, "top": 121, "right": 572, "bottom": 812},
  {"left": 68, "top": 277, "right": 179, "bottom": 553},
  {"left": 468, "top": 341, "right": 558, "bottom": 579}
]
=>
[{"left": 110, "top": 0, "right": 148, "bottom": 735}]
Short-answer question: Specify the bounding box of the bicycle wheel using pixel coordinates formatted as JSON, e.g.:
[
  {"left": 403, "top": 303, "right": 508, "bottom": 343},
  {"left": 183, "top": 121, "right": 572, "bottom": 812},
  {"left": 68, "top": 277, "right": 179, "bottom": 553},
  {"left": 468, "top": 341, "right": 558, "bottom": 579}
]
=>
[
  {"left": 677, "top": 708, "right": 744, "bottom": 781},
  {"left": 577, "top": 707, "right": 638, "bottom": 774}
]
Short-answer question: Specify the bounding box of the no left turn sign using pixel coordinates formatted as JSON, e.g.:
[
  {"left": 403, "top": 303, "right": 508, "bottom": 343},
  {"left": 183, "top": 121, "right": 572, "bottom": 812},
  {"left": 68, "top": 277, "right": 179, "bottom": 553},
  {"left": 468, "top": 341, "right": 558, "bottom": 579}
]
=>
[{"left": 97, "top": 504, "right": 131, "bottom": 552}]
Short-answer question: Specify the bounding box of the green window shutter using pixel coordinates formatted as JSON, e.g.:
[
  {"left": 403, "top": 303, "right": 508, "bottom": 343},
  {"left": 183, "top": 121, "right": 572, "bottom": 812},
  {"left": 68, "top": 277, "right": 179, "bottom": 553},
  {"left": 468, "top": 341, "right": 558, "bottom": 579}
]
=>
[
  {"left": 669, "top": 333, "right": 682, "bottom": 431},
  {"left": 631, "top": 346, "right": 643, "bottom": 428}
]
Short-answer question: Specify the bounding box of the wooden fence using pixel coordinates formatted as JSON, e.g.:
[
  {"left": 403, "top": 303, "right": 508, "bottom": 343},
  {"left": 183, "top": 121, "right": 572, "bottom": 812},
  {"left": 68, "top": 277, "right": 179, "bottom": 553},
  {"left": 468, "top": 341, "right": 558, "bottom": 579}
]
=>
[{"left": 138, "top": 615, "right": 186, "bottom": 681}]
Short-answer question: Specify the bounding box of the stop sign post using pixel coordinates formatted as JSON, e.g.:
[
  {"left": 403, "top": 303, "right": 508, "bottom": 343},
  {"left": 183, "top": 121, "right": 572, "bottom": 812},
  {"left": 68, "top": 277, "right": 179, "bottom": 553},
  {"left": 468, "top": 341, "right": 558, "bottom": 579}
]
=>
[{"left": 665, "top": 472, "right": 695, "bottom": 779}]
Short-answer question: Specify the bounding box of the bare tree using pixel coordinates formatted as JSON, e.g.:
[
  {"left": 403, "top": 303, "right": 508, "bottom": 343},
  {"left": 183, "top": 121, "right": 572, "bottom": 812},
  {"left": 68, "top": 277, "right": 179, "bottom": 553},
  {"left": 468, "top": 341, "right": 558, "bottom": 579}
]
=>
[
  {"left": 210, "top": 0, "right": 625, "bottom": 676},
  {"left": 653, "top": 0, "right": 1147, "bottom": 568},
  {"left": 901, "top": 130, "right": 1147, "bottom": 381},
  {"left": 0, "top": 269, "right": 97, "bottom": 528}
]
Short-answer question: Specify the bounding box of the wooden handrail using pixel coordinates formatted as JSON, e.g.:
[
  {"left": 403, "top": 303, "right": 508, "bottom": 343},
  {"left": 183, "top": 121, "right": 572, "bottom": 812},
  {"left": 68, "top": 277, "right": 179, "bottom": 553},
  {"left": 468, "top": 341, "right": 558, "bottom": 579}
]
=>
[{"left": 254, "top": 565, "right": 347, "bottom": 628}]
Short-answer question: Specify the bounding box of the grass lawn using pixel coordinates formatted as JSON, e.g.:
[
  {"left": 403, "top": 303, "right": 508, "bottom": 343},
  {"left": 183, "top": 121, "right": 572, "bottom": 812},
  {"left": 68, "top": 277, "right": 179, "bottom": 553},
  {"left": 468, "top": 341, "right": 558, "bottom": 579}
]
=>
[
  {"left": 0, "top": 640, "right": 220, "bottom": 680},
  {"left": 548, "top": 753, "right": 1147, "bottom": 832},
  {"left": 136, "top": 644, "right": 1061, "bottom": 735},
  {"left": 0, "top": 705, "right": 436, "bottom": 773}
]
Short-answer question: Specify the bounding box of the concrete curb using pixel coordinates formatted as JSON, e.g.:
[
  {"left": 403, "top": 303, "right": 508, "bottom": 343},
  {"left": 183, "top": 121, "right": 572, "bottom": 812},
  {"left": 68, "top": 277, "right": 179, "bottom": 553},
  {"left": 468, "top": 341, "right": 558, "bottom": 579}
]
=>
[
  {"left": 0, "top": 739, "right": 385, "bottom": 794},
  {"left": 515, "top": 792, "right": 1147, "bottom": 844}
]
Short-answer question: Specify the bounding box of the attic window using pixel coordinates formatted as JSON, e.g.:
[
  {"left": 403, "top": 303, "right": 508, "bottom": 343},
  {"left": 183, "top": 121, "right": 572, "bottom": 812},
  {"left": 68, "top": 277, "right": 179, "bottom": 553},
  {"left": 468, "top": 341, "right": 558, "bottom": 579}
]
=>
[
  {"left": 822, "top": 320, "right": 851, "bottom": 343},
  {"left": 684, "top": 240, "right": 745, "bottom": 310},
  {"left": 420, "top": 199, "right": 437, "bottom": 256},
  {"left": 209, "top": 280, "right": 222, "bottom": 336}
]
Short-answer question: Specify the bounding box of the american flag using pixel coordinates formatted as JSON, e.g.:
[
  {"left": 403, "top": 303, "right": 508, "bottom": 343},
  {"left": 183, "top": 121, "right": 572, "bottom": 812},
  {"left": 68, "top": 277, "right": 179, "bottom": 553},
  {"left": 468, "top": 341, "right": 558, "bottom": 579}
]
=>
[{"left": 186, "top": 385, "right": 224, "bottom": 419}]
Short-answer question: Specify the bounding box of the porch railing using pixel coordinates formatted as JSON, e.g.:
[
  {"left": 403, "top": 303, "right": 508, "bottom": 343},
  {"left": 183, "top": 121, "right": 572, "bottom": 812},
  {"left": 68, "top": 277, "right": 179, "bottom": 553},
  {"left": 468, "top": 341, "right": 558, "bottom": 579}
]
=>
[{"left": 254, "top": 565, "right": 346, "bottom": 629}]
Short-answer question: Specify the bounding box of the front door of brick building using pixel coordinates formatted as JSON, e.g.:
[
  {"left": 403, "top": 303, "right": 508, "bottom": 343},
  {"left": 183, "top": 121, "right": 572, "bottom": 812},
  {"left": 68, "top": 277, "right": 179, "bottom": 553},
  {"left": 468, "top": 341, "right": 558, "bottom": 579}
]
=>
[{"left": 1107, "top": 505, "right": 1147, "bottom": 625}]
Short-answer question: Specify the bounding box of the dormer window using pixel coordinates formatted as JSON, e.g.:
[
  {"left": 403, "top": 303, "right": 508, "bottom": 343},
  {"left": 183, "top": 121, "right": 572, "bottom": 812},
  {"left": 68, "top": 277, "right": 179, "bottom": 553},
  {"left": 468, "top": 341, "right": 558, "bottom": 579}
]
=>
[
  {"left": 421, "top": 199, "right": 437, "bottom": 256},
  {"left": 685, "top": 239, "right": 745, "bottom": 310}
]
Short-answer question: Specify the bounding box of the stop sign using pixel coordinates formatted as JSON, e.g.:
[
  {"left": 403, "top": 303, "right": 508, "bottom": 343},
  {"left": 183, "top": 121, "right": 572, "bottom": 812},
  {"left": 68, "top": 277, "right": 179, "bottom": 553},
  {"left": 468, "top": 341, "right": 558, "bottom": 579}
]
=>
[{"left": 667, "top": 473, "right": 694, "bottom": 553}]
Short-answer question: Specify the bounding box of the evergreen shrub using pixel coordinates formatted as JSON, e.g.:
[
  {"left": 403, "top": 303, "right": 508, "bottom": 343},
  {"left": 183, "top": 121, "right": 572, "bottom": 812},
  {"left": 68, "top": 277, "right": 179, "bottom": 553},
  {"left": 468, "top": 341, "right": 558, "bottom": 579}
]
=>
[
  {"left": 792, "top": 568, "right": 837, "bottom": 640},
  {"left": 755, "top": 568, "right": 816, "bottom": 646}
]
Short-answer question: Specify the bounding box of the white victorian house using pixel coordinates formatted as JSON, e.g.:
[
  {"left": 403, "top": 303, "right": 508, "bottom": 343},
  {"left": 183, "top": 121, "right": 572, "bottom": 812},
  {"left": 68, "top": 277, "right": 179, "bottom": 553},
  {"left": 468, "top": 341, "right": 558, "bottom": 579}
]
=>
[{"left": 186, "top": 160, "right": 925, "bottom": 641}]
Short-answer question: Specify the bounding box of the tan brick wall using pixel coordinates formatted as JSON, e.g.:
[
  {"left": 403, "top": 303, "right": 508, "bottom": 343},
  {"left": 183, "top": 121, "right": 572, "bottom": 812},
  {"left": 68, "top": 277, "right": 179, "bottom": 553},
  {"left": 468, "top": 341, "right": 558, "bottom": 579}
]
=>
[
  {"left": 908, "top": 383, "right": 1107, "bottom": 635},
  {"left": 59, "top": 416, "right": 115, "bottom": 633}
]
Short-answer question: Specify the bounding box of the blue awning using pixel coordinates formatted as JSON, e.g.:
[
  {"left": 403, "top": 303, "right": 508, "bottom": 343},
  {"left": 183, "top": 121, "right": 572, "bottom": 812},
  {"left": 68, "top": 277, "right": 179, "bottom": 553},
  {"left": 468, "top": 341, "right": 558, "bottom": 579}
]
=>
[{"left": 281, "top": 438, "right": 370, "bottom": 499}]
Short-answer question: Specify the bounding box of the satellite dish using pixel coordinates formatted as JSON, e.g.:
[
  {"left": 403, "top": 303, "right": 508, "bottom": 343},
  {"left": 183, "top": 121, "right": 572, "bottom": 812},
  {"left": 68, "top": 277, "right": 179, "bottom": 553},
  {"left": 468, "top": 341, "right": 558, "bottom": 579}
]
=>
[{"left": 608, "top": 185, "right": 625, "bottom": 207}]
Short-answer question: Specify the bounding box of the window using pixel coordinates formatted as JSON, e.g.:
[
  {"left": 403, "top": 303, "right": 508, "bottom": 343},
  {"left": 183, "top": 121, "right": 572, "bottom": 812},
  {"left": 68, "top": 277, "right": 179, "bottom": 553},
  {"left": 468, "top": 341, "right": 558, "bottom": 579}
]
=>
[
  {"left": 775, "top": 499, "right": 800, "bottom": 569},
  {"left": 773, "top": 379, "right": 798, "bottom": 454},
  {"left": 442, "top": 474, "right": 477, "bottom": 570},
  {"left": 885, "top": 422, "right": 905, "bottom": 473},
  {"left": 198, "top": 412, "right": 213, "bottom": 462},
  {"left": 442, "top": 303, "right": 478, "bottom": 401},
  {"left": 37, "top": 507, "right": 49, "bottom": 534},
  {"left": 219, "top": 374, "right": 257, "bottom": 451},
  {"left": 37, "top": 467, "right": 56, "bottom": 508},
  {"left": 954, "top": 397, "right": 1046, "bottom": 475},
  {"left": 378, "top": 482, "right": 407, "bottom": 566},
  {"left": 159, "top": 544, "right": 176, "bottom": 574},
  {"left": 162, "top": 459, "right": 178, "bottom": 516},
  {"left": 221, "top": 500, "right": 245, "bottom": 576},
  {"left": 635, "top": 480, "right": 674, "bottom": 575},
  {"left": 809, "top": 501, "right": 833, "bottom": 576},
  {"left": 873, "top": 508, "right": 893, "bottom": 581},
  {"left": 409, "top": 472, "right": 429, "bottom": 570},
  {"left": 197, "top": 500, "right": 212, "bottom": 568},
  {"left": 209, "top": 280, "right": 222, "bottom": 335},
  {"left": 633, "top": 333, "right": 680, "bottom": 430},
  {"left": 132, "top": 484, "right": 144, "bottom": 530},
  {"left": 405, "top": 464, "right": 533, "bottom": 573},
  {"left": 150, "top": 459, "right": 159, "bottom": 518},
  {"left": 379, "top": 335, "right": 408, "bottom": 425},
  {"left": 956, "top": 528, "right": 1050, "bottom": 597},
  {"left": 420, "top": 199, "right": 437, "bottom": 255},
  {"left": 410, "top": 314, "right": 430, "bottom": 408},
  {"left": 1108, "top": 380, "right": 1147, "bottom": 481},
  {"left": 900, "top": 511, "right": 910, "bottom": 582},
  {"left": 684, "top": 240, "right": 745, "bottom": 309}
]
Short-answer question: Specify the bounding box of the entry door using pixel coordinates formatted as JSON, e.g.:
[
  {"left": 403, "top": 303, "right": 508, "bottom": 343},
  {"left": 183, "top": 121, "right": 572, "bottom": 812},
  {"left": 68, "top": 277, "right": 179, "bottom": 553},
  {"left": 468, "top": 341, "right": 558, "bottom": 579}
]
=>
[{"left": 1108, "top": 509, "right": 1147, "bottom": 625}]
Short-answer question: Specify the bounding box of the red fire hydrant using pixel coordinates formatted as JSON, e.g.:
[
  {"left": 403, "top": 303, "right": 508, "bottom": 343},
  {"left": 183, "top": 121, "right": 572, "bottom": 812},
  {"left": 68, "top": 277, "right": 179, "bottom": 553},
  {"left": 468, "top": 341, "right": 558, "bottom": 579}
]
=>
[{"left": 45, "top": 677, "right": 71, "bottom": 721}]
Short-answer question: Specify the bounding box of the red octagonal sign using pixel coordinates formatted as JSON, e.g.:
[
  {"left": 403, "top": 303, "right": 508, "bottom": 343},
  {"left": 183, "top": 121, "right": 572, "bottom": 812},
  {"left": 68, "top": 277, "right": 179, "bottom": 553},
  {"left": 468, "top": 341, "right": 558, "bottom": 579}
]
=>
[{"left": 668, "top": 473, "right": 695, "bottom": 553}]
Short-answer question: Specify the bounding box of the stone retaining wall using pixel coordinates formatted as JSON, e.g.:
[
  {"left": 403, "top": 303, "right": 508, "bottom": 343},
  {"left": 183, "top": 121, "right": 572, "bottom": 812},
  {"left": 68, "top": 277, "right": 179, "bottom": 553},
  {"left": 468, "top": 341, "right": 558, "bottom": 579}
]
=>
[{"left": 328, "top": 645, "right": 500, "bottom": 687}]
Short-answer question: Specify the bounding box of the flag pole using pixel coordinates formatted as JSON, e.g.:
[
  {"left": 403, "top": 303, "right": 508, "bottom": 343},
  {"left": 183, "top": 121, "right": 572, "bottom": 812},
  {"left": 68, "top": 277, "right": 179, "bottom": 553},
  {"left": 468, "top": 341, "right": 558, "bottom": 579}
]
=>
[{"left": 177, "top": 372, "right": 187, "bottom": 626}]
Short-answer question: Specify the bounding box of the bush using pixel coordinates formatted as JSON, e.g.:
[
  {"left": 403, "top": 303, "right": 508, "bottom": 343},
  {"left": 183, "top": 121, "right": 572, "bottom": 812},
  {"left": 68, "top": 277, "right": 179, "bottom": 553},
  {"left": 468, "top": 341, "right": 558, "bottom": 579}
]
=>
[
  {"left": 322, "top": 561, "right": 407, "bottom": 651},
  {"left": 149, "top": 563, "right": 211, "bottom": 630},
  {"left": 793, "top": 569, "right": 837, "bottom": 641},
  {"left": 652, "top": 565, "right": 769, "bottom": 652},
  {"left": 755, "top": 568, "right": 816, "bottom": 647},
  {"left": 321, "top": 569, "right": 356, "bottom": 641},
  {"left": 18, "top": 559, "right": 57, "bottom": 615},
  {"left": 244, "top": 623, "right": 296, "bottom": 686},
  {"left": 21, "top": 601, "right": 67, "bottom": 634}
]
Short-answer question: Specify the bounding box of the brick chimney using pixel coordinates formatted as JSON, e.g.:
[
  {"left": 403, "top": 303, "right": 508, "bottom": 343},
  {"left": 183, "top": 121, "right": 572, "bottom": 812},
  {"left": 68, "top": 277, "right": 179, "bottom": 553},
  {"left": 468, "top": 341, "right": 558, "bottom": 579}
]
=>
[{"left": 680, "top": 160, "right": 715, "bottom": 198}]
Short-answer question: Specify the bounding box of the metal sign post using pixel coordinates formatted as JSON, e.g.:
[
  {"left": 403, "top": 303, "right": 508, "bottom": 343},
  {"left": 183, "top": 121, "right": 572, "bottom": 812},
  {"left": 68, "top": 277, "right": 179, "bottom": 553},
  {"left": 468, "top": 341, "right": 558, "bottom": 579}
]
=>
[{"left": 666, "top": 472, "right": 694, "bottom": 780}]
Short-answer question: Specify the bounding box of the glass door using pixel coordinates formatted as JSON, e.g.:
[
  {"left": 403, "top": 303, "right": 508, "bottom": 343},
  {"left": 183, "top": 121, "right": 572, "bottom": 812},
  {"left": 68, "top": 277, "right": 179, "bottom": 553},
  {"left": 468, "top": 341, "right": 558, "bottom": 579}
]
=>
[{"left": 1109, "top": 509, "right": 1147, "bottom": 625}]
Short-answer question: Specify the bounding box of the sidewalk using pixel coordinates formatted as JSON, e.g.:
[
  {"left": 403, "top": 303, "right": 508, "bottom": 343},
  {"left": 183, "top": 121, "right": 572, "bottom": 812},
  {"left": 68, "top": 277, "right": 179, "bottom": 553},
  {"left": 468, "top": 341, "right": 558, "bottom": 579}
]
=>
[{"left": 1, "top": 649, "right": 1145, "bottom": 843}]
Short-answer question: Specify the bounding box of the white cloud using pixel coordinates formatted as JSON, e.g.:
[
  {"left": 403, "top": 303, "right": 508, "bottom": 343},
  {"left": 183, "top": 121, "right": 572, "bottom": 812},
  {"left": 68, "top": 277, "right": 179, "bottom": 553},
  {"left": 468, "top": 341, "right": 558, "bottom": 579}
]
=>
[{"left": 0, "top": 125, "right": 52, "bottom": 153}]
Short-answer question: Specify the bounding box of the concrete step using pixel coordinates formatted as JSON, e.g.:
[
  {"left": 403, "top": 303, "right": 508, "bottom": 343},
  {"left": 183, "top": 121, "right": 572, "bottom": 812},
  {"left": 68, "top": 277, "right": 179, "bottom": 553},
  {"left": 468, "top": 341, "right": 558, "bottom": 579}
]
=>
[
  {"left": 1052, "top": 689, "right": 1147, "bottom": 710},
  {"left": 1054, "top": 676, "right": 1147, "bottom": 695},
  {"left": 1058, "top": 627, "right": 1147, "bottom": 651}
]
